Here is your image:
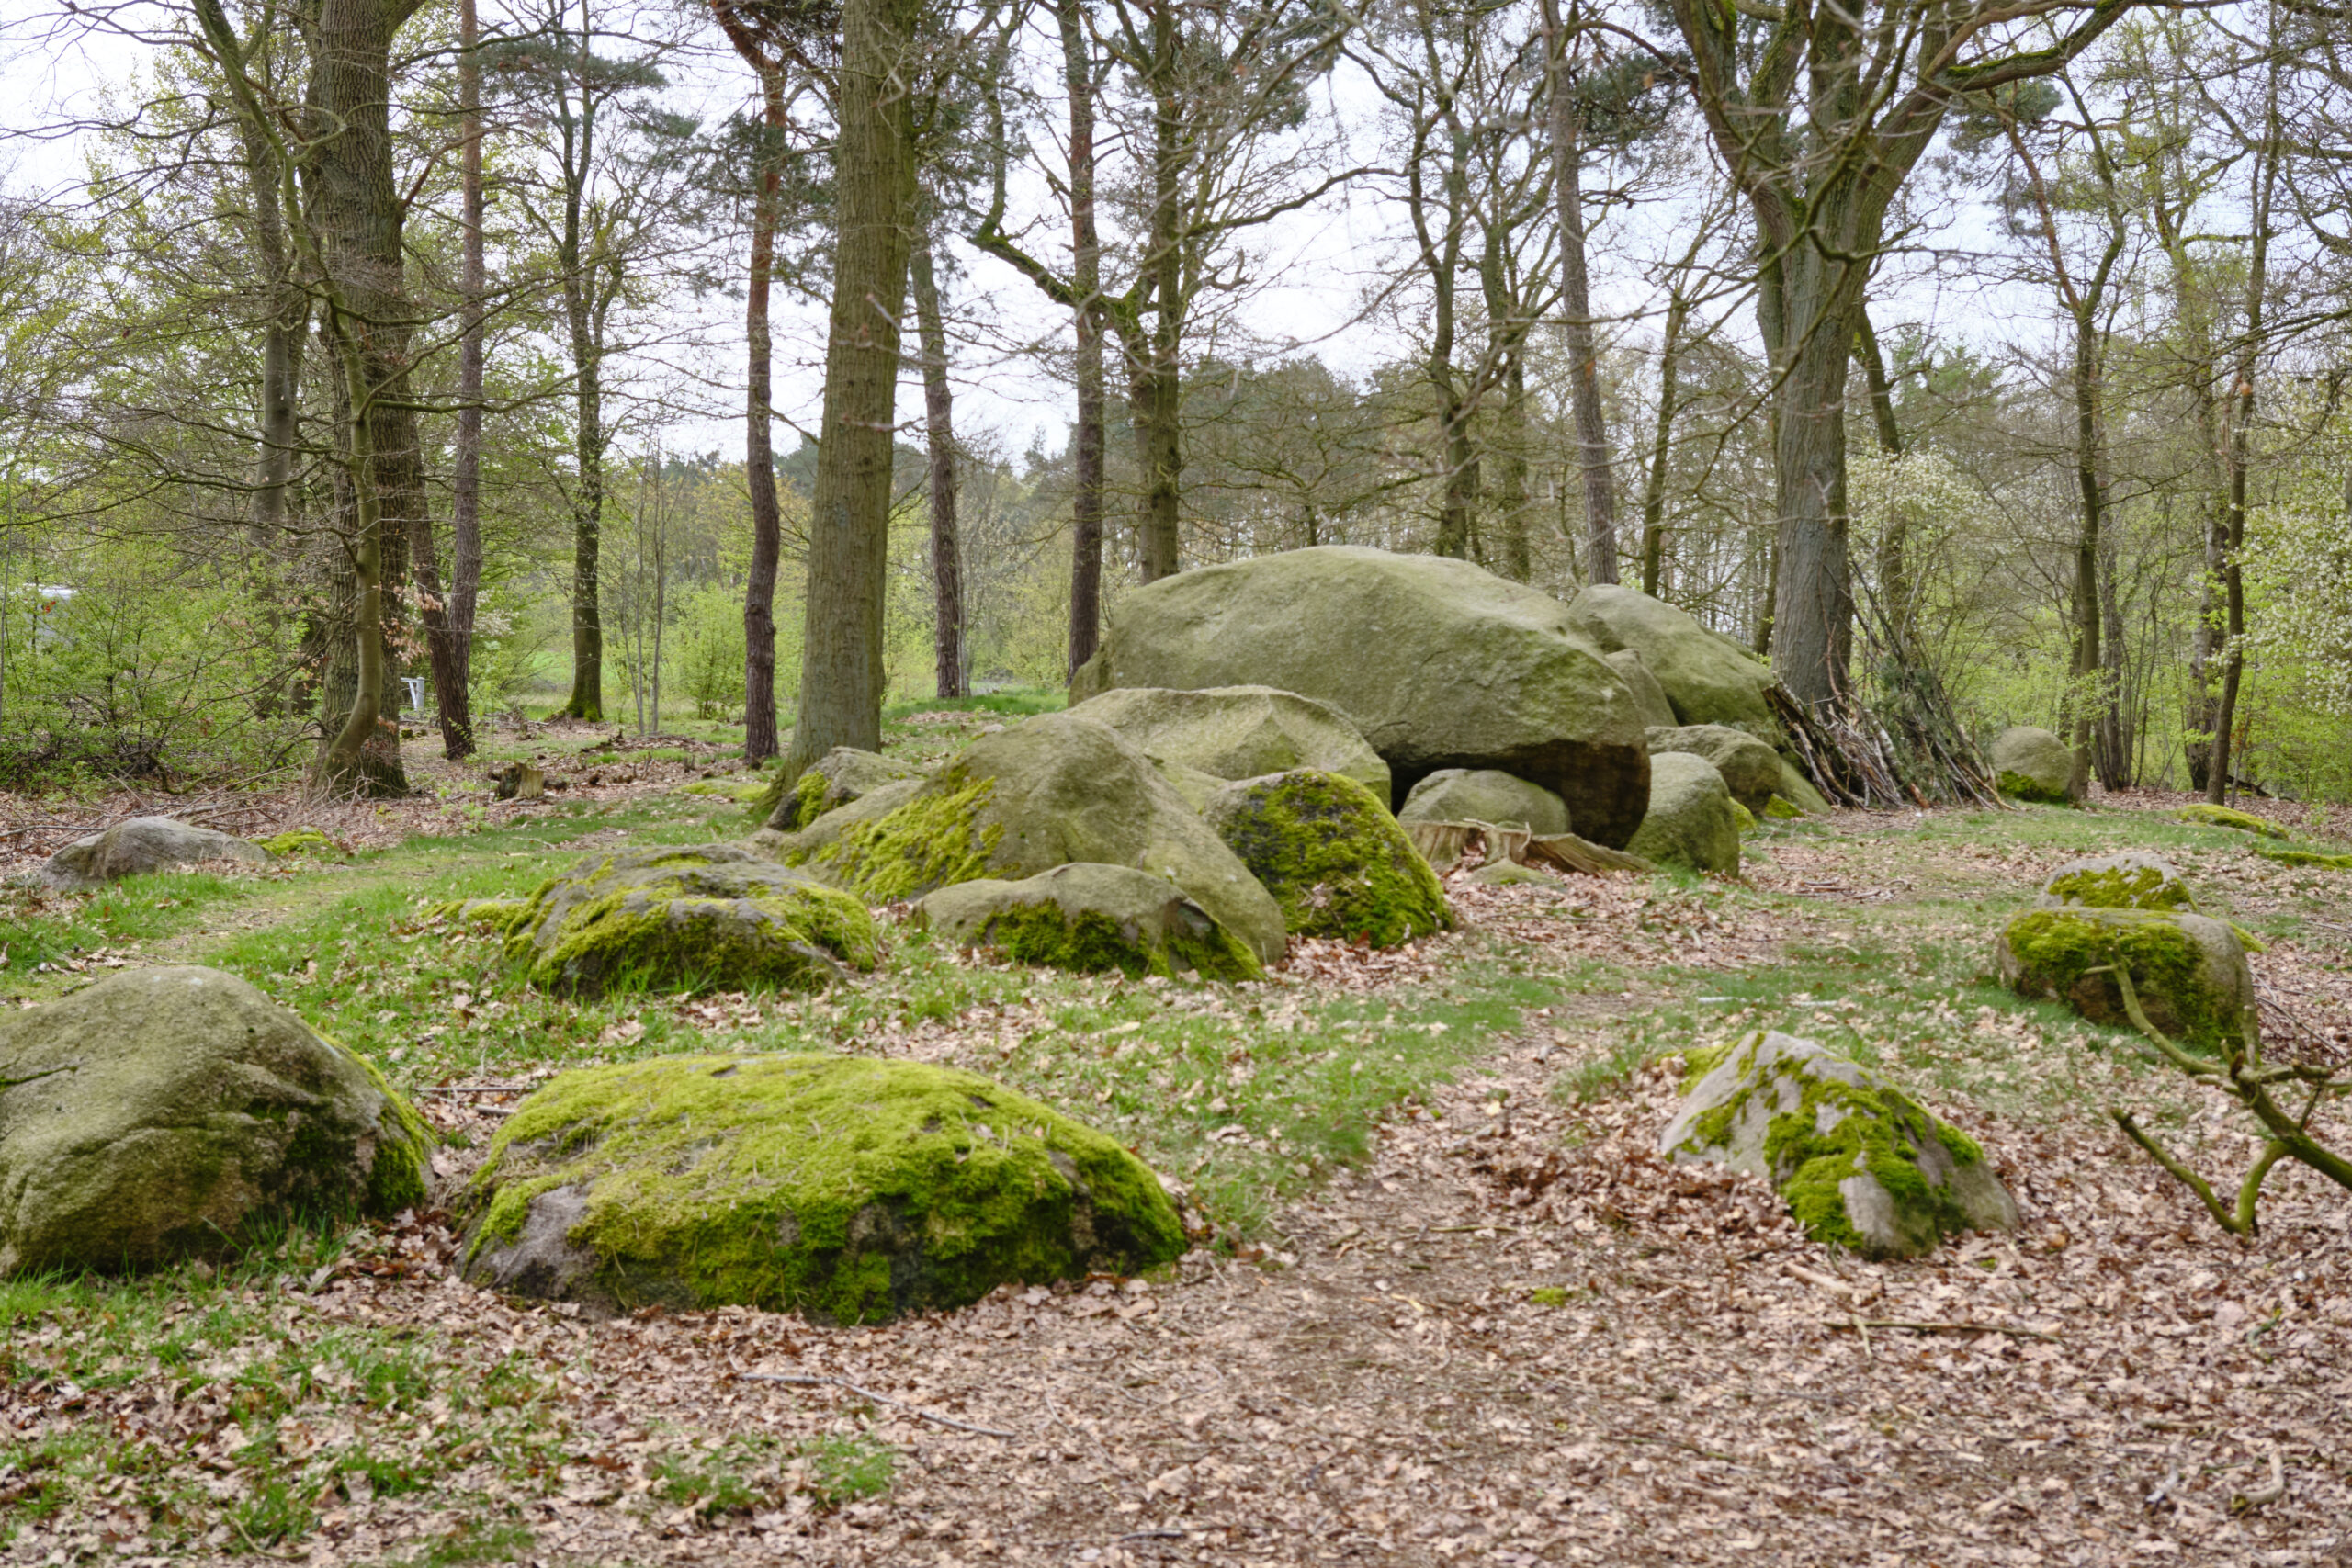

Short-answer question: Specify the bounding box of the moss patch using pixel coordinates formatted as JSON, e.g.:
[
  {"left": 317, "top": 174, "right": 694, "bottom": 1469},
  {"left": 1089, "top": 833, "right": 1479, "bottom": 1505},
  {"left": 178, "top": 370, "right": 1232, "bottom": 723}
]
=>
[
  {"left": 977, "top": 901, "right": 1259, "bottom": 984},
  {"left": 2177, "top": 803, "right": 2286, "bottom": 838},
  {"left": 797, "top": 773, "right": 1001, "bottom": 904},
  {"left": 461, "top": 1055, "right": 1185, "bottom": 1323},
  {"left": 1763, "top": 1071, "right": 1979, "bottom": 1256},
  {"left": 1764, "top": 795, "right": 1804, "bottom": 820},
  {"left": 2000, "top": 908, "right": 2236, "bottom": 1048},
  {"left": 2260, "top": 846, "right": 2352, "bottom": 870},
  {"left": 1996, "top": 769, "right": 2072, "bottom": 806},
  {"left": 1206, "top": 771, "right": 1452, "bottom": 947},
  {"left": 257, "top": 828, "right": 337, "bottom": 859},
  {"left": 2043, "top": 863, "right": 2193, "bottom": 911}
]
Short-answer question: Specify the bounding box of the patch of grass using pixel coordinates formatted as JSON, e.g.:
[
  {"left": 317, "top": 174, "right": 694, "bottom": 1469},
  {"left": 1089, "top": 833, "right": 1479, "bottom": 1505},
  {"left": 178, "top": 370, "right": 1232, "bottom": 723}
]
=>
[
  {"left": 886, "top": 688, "right": 1066, "bottom": 721},
  {"left": 229, "top": 1475, "right": 317, "bottom": 1548},
  {"left": 800, "top": 1434, "right": 896, "bottom": 1505},
  {"left": 0, "top": 868, "right": 263, "bottom": 972},
  {"left": 387, "top": 1517, "right": 537, "bottom": 1567},
  {"left": 651, "top": 1433, "right": 895, "bottom": 1515}
]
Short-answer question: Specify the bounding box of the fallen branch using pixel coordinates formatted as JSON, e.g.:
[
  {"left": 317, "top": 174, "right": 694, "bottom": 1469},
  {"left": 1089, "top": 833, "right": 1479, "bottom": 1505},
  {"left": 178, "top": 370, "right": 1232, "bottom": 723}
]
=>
[
  {"left": 2232, "top": 1450, "right": 2286, "bottom": 1513},
  {"left": 735, "top": 1372, "right": 1021, "bottom": 1438},
  {"left": 1824, "top": 1318, "right": 2061, "bottom": 1342}
]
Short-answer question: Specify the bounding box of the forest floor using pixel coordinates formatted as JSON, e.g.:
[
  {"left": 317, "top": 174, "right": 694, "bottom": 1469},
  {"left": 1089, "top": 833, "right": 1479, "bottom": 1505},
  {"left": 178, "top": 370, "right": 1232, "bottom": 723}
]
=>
[{"left": 3, "top": 727, "right": 2352, "bottom": 1567}]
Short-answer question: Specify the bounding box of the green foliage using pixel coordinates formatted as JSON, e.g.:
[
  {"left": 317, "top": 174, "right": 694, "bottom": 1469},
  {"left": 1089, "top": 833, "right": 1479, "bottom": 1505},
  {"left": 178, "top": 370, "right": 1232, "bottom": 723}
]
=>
[{"left": 673, "top": 582, "right": 750, "bottom": 721}]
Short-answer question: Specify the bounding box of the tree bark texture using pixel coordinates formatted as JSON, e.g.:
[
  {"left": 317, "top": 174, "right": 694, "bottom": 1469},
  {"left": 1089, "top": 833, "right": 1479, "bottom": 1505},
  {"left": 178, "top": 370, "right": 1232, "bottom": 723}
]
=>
[
  {"left": 446, "top": 0, "right": 483, "bottom": 756},
  {"left": 1060, "top": 0, "right": 1105, "bottom": 677},
  {"left": 557, "top": 34, "right": 605, "bottom": 724},
  {"left": 910, "top": 226, "right": 966, "bottom": 699},
  {"left": 741, "top": 66, "right": 787, "bottom": 759},
  {"left": 1637, "top": 288, "right": 1689, "bottom": 596},
  {"left": 1550, "top": 81, "right": 1616, "bottom": 583},
  {"left": 1130, "top": 0, "right": 1184, "bottom": 583}
]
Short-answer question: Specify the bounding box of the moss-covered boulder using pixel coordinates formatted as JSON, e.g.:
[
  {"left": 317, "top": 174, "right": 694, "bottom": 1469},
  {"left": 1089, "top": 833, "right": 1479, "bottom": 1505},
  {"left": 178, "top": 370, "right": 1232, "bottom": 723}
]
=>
[
  {"left": 759, "top": 748, "right": 924, "bottom": 830},
  {"left": 2035, "top": 852, "right": 2196, "bottom": 912},
  {"left": 1996, "top": 907, "right": 2254, "bottom": 1049},
  {"left": 40, "top": 817, "right": 274, "bottom": 889},
  {"left": 2262, "top": 846, "right": 2352, "bottom": 870},
  {"left": 505, "top": 844, "right": 878, "bottom": 998},
  {"left": 257, "top": 827, "right": 339, "bottom": 858},
  {"left": 1625, "top": 751, "right": 1741, "bottom": 874},
  {"left": 1660, "top": 1030, "right": 2016, "bottom": 1258},
  {"left": 458, "top": 1055, "right": 1185, "bottom": 1323},
  {"left": 1396, "top": 769, "right": 1570, "bottom": 836},
  {"left": 1564, "top": 584, "right": 1781, "bottom": 739},
  {"left": 1204, "top": 770, "right": 1452, "bottom": 947},
  {"left": 1070, "top": 685, "right": 1390, "bottom": 798},
  {"left": 1645, "top": 724, "right": 1781, "bottom": 814},
  {"left": 1605, "top": 649, "right": 1678, "bottom": 729},
  {"left": 1776, "top": 757, "right": 1832, "bottom": 815},
  {"left": 1066, "top": 546, "right": 1651, "bottom": 846},
  {"left": 0, "top": 967, "right": 429, "bottom": 1276},
  {"left": 917, "top": 863, "right": 1261, "bottom": 982},
  {"left": 2177, "top": 803, "right": 2287, "bottom": 839},
  {"left": 763, "top": 712, "right": 1285, "bottom": 964},
  {"left": 1989, "top": 726, "right": 2075, "bottom": 804}
]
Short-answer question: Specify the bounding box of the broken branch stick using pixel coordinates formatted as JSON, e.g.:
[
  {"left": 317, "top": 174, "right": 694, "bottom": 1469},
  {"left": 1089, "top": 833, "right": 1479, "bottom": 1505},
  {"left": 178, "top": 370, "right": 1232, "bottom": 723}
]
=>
[{"left": 735, "top": 1371, "right": 1021, "bottom": 1438}]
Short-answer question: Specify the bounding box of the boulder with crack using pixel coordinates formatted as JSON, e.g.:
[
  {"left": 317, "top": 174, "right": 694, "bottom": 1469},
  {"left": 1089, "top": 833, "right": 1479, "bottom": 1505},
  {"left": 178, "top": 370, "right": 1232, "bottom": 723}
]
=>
[
  {"left": 1644, "top": 724, "right": 1782, "bottom": 815},
  {"left": 1626, "top": 751, "right": 1741, "bottom": 874},
  {"left": 1069, "top": 684, "right": 1389, "bottom": 798}
]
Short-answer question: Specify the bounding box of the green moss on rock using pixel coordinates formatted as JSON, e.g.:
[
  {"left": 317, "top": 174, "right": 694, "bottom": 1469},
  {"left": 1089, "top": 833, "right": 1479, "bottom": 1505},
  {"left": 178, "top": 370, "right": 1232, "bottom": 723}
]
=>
[
  {"left": 809, "top": 773, "right": 1001, "bottom": 902},
  {"left": 918, "top": 864, "right": 1260, "bottom": 982},
  {"left": 2260, "top": 846, "right": 2352, "bottom": 870},
  {"left": 460, "top": 1054, "right": 1186, "bottom": 1322},
  {"left": 2037, "top": 852, "right": 2196, "bottom": 913},
  {"left": 258, "top": 827, "right": 337, "bottom": 858},
  {"left": 1996, "top": 906, "right": 2252, "bottom": 1049},
  {"left": 2177, "top": 803, "right": 2288, "bottom": 839},
  {"left": 1204, "top": 770, "right": 1452, "bottom": 947}
]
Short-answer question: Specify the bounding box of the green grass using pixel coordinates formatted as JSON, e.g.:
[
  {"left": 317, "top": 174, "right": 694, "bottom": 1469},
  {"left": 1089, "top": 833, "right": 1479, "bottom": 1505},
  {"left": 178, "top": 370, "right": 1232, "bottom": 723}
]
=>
[
  {"left": 885, "top": 688, "right": 1066, "bottom": 721},
  {"left": 650, "top": 1433, "right": 895, "bottom": 1516}
]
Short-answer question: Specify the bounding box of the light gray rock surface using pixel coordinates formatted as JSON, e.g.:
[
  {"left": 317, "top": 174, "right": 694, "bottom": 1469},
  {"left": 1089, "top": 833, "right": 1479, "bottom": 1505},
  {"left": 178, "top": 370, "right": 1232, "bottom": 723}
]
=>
[
  {"left": 1625, "top": 751, "right": 1741, "bottom": 874},
  {"left": 1644, "top": 724, "right": 1782, "bottom": 814},
  {"left": 1989, "top": 726, "right": 2075, "bottom": 804},
  {"left": 1396, "top": 769, "right": 1572, "bottom": 836},
  {"left": 1070, "top": 685, "right": 1390, "bottom": 797},
  {"left": 41, "top": 818, "right": 272, "bottom": 889},
  {"left": 915, "top": 863, "right": 1261, "bottom": 981}
]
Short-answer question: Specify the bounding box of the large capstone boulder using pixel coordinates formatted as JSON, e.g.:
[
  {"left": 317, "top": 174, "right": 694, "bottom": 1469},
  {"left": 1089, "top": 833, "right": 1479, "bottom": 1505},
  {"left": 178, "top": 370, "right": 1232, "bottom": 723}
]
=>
[
  {"left": 1396, "top": 769, "right": 1571, "bottom": 836},
  {"left": 1205, "top": 770, "right": 1451, "bottom": 947},
  {"left": 1066, "top": 546, "right": 1650, "bottom": 847},
  {"left": 1565, "top": 584, "right": 1781, "bottom": 739},
  {"left": 41, "top": 818, "right": 273, "bottom": 889},
  {"left": 0, "top": 967, "right": 429, "bottom": 1276},
  {"left": 765, "top": 712, "right": 1285, "bottom": 963},
  {"left": 459, "top": 1055, "right": 1185, "bottom": 1323},
  {"left": 505, "top": 844, "right": 878, "bottom": 998},
  {"left": 1660, "top": 1031, "right": 2017, "bottom": 1258},
  {"left": 1645, "top": 724, "right": 1781, "bottom": 815},
  {"left": 1625, "top": 751, "right": 1740, "bottom": 874},
  {"left": 917, "top": 863, "right": 1261, "bottom": 982},
  {"left": 1996, "top": 907, "right": 2254, "bottom": 1049},
  {"left": 1605, "top": 649, "right": 1678, "bottom": 729},
  {"left": 1070, "top": 685, "right": 1389, "bottom": 797},
  {"left": 761, "top": 748, "right": 923, "bottom": 831},
  {"left": 1989, "top": 726, "right": 2075, "bottom": 804},
  {"left": 2036, "top": 852, "right": 2197, "bottom": 913}
]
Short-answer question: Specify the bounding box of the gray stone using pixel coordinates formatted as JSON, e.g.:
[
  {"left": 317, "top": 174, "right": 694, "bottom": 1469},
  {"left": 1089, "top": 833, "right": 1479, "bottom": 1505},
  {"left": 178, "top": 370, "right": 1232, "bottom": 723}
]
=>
[
  {"left": 1625, "top": 751, "right": 1741, "bottom": 874},
  {"left": 1989, "top": 726, "right": 2075, "bottom": 804},
  {"left": 1070, "top": 685, "right": 1389, "bottom": 797},
  {"left": 1645, "top": 724, "right": 1783, "bottom": 814},
  {"left": 1067, "top": 546, "right": 1650, "bottom": 846},
  {"left": 1996, "top": 906, "right": 2254, "bottom": 1050},
  {"left": 1396, "top": 769, "right": 1571, "bottom": 836},
  {"left": 0, "top": 967, "right": 429, "bottom": 1276},
  {"left": 1777, "top": 757, "right": 1832, "bottom": 815},
  {"left": 761, "top": 747, "right": 924, "bottom": 831},
  {"left": 41, "top": 818, "right": 273, "bottom": 889},
  {"left": 915, "top": 863, "right": 1261, "bottom": 981},
  {"left": 1659, "top": 1030, "right": 2018, "bottom": 1258},
  {"left": 1606, "top": 649, "right": 1678, "bottom": 729},
  {"left": 1565, "top": 583, "right": 1782, "bottom": 739},
  {"left": 2034, "top": 852, "right": 2197, "bottom": 913}
]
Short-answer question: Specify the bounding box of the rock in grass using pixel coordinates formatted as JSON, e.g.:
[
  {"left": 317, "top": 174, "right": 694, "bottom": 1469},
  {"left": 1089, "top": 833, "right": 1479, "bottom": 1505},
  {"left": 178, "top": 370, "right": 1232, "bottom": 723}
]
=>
[
  {"left": 1397, "top": 769, "right": 1570, "bottom": 836},
  {"left": 2036, "top": 852, "right": 2197, "bottom": 913},
  {"left": 1067, "top": 546, "right": 1651, "bottom": 846},
  {"left": 0, "top": 967, "right": 429, "bottom": 1276},
  {"left": 759, "top": 748, "right": 925, "bottom": 831},
  {"left": 1996, "top": 906, "right": 2254, "bottom": 1049},
  {"left": 1070, "top": 685, "right": 1390, "bottom": 797},
  {"left": 1645, "top": 724, "right": 1782, "bottom": 814},
  {"left": 40, "top": 817, "right": 273, "bottom": 889},
  {"left": 1776, "top": 757, "right": 1832, "bottom": 815},
  {"left": 1565, "top": 583, "right": 1784, "bottom": 738},
  {"left": 1658, "top": 1030, "right": 2017, "bottom": 1258},
  {"left": 1988, "top": 726, "right": 2075, "bottom": 805},
  {"left": 916, "top": 863, "right": 1261, "bottom": 982},
  {"left": 2177, "top": 803, "right": 2287, "bottom": 839},
  {"left": 458, "top": 1055, "right": 1185, "bottom": 1322},
  {"left": 2261, "top": 846, "right": 2352, "bottom": 870},
  {"left": 1204, "top": 770, "right": 1452, "bottom": 947},
  {"left": 1626, "top": 752, "right": 1741, "bottom": 875},
  {"left": 505, "top": 844, "right": 877, "bottom": 998},
  {"left": 764, "top": 712, "right": 1285, "bottom": 964},
  {"left": 1465, "top": 860, "right": 1555, "bottom": 888}
]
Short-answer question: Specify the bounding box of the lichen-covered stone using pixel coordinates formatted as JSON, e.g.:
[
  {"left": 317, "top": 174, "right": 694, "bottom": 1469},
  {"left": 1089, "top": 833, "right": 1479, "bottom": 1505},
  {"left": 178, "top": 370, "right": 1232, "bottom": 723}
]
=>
[
  {"left": 1066, "top": 546, "right": 1651, "bottom": 846},
  {"left": 1605, "top": 649, "right": 1678, "bottom": 729},
  {"left": 2035, "top": 852, "right": 2196, "bottom": 913},
  {"left": 916, "top": 864, "right": 1261, "bottom": 982},
  {"left": 2177, "top": 803, "right": 2288, "bottom": 839},
  {"left": 764, "top": 713, "right": 1284, "bottom": 964},
  {"left": 1996, "top": 906, "right": 2254, "bottom": 1049},
  {"left": 0, "top": 967, "right": 430, "bottom": 1276},
  {"left": 1989, "top": 726, "right": 2075, "bottom": 804},
  {"left": 1659, "top": 1030, "right": 2017, "bottom": 1258},
  {"left": 505, "top": 844, "right": 878, "bottom": 998},
  {"left": 1777, "top": 758, "right": 1831, "bottom": 815},
  {"left": 2262, "top": 846, "right": 2352, "bottom": 870},
  {"left": 458, "top": 1055, "right": 1185, "bottom": 1323},
  {"left": 674, "top": 778, "right": 771, "bottom": 803},
  {"left": 1396, "top": 769, "right": 1570, "bottom": 836},
  {"left": 1070, "top": 685, "right": 1389, "bottom": 797},
  {"left": 1465, "top": 860, "right": 1555, "bottom": 888},
  {"left": 1626, "top": 751, "right": 1741, "bottom": 875},
  {"left": 257, "top": 827, "right": 338, "bottom": 858},
  {"left": 759, "top": 748, "right": 925, "bottom": 831},
  {"left": 1204, "top": 770, "right": 1451, "bottom": 947},
  {"left": 41, "top": 818, "right": 274, "bottom": 889},
  {"left": 1645, "top": 724, "right": 1782, "bottom": 814},
  {"left": 1149, "top": 756, "right": 1228, "bottom": 813},
  {"left": 1565, "top": 583, "right": 1783, "bottom": 738},
  {"left": 435, "top": 897, "right": 529, "bottom": 929}
]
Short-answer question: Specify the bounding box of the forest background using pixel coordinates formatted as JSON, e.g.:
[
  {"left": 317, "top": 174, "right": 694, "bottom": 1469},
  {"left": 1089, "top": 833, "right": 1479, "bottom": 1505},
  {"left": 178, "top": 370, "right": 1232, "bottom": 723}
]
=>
[{"left": 0, "top": 0, "right": 2348, "bottom": 806}]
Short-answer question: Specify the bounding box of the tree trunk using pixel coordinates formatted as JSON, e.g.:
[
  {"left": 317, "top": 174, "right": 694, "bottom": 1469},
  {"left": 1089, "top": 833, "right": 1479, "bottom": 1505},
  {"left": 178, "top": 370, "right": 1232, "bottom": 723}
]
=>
[
  {"left": 561, "top": 329, "right": 605, "bottom": 720},
  {"left": 1132, "top": 0, "right": 1183, "bottom": 583},
  {"left": 1494, "top": 347, "right": 1532, "bottom": 582},
  {"left": 1758, "top": 247, "right": 1859, "bottom": 706},
  {"left": 780, "top": 0, "right": 922, "bottom": 778},
  {"left": 910, "top": 225, "right": 966, "bottom": 700},
  {"left": 244, "top": 121, "right": 303, "bottom": 547},
  {"left": 741, "top": 69, "right": 786, "bottom": 759},
  {"left": 2066, "top": 310, "right": 2105, "bottom": 800},
  {"left": 1637, "top": 288, "right": 1689, "bottom": 596},
  {"left": 444, "top": 0, "right": 482, "bottom": 758},
  {"left": 1551, "top": 85, "right": 1617, "bottom": 582},
  {"left": 1059, "top": 0, "right": 1105, "bottom": 677}
]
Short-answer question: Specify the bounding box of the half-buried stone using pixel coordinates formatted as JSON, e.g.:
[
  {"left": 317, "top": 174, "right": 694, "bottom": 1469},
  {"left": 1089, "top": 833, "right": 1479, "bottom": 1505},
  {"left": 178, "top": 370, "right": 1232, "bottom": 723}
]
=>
[
  {"left": 2177, "top": 803, "right": 2288, "bottom": 839},
  {"left": 1204, "top": 770, "right": 1452, "bottom": 947},
  {"left": 1659, "top": 1030, "right": 2017, "bottom": 1258},
  {"left": 1396, "top": 768, "right": 1571, "bottom": 836},
  {"left": 459, "top": 1055, "right": 1185, "bottom": 1322},
  {"left": 1070, "top": 685, "right": 1390, "bottom": 797},
  {"left": 1644, "top": 724, "right": 1782, "bottom": 815},
  {"left": 41, "top": 817, "right": 274, "bottom": 889},
  {"left": 916, "top": 863, "right": 1261, "bottom": 981},
  {"left": 1996, "top": 906, "right": 2255, "bottom": 1049},
  {"left": 1625, "top": 752, "right": 1741, "bottom": 874},
  {"left": 0, "top": 966, "right": 430, "bottom": 1276},
  {"left": 763, "top": 711, "right": 1285, "bottom": 964},
  {"left": 758, "top": 747, "right": 924, "bottom": 831},
  {"left": 2035, "top": 852, "right": 2197, "bottom": 912},
  {"left": 1989, "top": 726, "right": 2075, "bottom": 805},
  {"left": 505, "top": 843, "right": 877, "bottom": 997}
]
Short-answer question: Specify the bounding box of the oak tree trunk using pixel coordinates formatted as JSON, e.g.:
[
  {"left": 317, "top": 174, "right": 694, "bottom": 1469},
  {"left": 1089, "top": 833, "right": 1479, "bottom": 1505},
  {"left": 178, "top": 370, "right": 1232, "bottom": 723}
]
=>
[{"left": 910, "top": 225, "right": 966, "bottom": 699}]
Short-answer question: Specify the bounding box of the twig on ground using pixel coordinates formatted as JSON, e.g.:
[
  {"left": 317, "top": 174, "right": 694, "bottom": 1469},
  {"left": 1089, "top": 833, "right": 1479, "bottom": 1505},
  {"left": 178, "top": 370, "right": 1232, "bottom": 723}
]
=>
[
  {"left": 735, "top": 1371, "right": 1021, "bottom": 1438},
  {"left": 1824, "top": 1319, "right": 2061, "bottom": 1342}
]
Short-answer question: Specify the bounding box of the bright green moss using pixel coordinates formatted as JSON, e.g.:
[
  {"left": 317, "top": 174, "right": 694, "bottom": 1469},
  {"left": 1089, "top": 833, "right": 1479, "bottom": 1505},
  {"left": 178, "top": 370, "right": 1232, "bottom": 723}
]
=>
[
  {"left": 1996, "top": 769, "right": 2072, "bottom": 806},
  {"left": 1730, "top": 800, "right": 1758, "bottom": 833},
  {"left": 767, "top": 771, "right": 831, "bottom": 831},
  {"left": 2260, "top": 847, "right": 2352, "bottom": 870},
  {"left": 2001, "top": 907, "right": 2234, "bottom": 1048},
  {"left": 800, "top": 773, "right": 1001, "bottom": 903},
  {"left": 1527, "top": 1286, "right": 1569, "bottom": 1307},
  {"left": 2177, "top": 803, "right": 2286, "bottom": 838},
  {"left": 1208, "top": 771, "right": 1452, "bottom": 948},
  {"left": 258, "top": 827, "right": 336, "bottom": 858},
  {"left": 1764, "top": 795, "right": 1804, "bottom": 820},
  {"left": 977, "top": 901, "right": 1260, "bottom": 983},
  {"left": 1762, "top": 1073, "right": 1978, "bottom": 1256},
  {"left": 461, "top": 1055, "right": 1186, "bottom": 1323},
  {"left": 2044, "top": 864, "right": 2192, "bottom": 911}
]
